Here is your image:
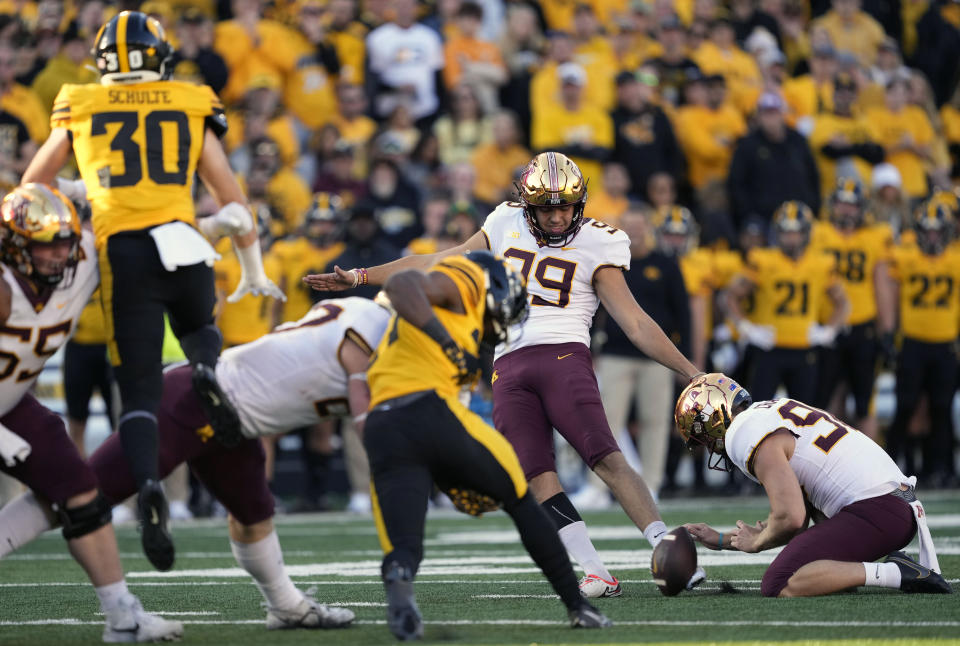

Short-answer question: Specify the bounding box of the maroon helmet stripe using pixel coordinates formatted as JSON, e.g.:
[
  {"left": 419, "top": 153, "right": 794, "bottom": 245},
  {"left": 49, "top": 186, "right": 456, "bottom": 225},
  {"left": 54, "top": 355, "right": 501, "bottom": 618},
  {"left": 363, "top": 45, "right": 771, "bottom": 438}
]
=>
[{"left": 546, "top": 152, "right": 559, "bottom": 193}]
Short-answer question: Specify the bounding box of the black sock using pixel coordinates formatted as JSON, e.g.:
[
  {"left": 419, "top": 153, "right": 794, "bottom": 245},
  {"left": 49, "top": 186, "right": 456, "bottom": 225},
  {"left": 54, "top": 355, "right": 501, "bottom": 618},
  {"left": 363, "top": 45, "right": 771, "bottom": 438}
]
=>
[
  {"left": 178, "top": 324, "right": 222, "bottom": 368},
  {"left": 118, "top": 412, "right": 159, "bottom": 486},
  {"left": 509, "top": 494, "right": 582, "bottom": 610},
  {"left": 541, "top": 492, "right": 582, "bottom": 530}
]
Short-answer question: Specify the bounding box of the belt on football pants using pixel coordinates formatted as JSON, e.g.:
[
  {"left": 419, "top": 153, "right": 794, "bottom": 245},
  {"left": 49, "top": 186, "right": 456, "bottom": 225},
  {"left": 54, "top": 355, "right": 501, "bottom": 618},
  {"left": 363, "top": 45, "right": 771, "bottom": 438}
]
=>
[{"left": 371, "top": 390, "right": 432, "bottom": 413}]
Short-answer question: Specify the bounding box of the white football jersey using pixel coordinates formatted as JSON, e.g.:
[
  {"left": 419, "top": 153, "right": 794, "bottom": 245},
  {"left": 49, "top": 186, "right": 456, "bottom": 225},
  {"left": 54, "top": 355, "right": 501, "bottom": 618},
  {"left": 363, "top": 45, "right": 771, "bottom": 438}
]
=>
[
  {"left": 0, "top": 230, "right": 99, "bottom": 416},
  {"left": 216, "top": 297, "right": 390, "bottom": 438},
  {"left": 725, "top": 399, "right": 910, "bottom": 518},
  {"left": 481, "top": 203, "right": 630, "bottom": 358}
]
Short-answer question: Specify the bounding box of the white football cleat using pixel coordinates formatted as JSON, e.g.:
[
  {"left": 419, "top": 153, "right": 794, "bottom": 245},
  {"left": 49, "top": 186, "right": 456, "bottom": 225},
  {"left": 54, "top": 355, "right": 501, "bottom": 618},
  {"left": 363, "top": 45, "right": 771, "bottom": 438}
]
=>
[
  {"left": 579, "top": 574, "right": 622, "bottom": 598},
  {"left": 103, "top": 595, "right": 183, "bottom": 643},
  {"left": 266, "top": 590, "right": 355, "bottom": 630},
  {"left": 686, "top": 566, "right": 707, "bottom": 590}
]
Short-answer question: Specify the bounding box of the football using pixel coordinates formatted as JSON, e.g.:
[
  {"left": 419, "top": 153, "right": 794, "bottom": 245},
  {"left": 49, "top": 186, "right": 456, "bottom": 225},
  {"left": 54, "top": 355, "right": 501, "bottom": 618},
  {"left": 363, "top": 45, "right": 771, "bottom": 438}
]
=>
[{"left": 650, "top": 527, "right": 698, "bottom": 596}]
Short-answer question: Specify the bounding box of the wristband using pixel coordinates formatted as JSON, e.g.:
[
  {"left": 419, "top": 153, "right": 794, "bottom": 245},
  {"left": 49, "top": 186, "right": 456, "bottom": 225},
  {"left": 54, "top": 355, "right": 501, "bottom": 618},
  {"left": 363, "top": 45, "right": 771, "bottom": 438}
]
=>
[
  {"left": 348, "top": 373, "right": 367, "bottom": 381},
  {"left": 357, "top": 267, "right": 369, "bottom": 285},
  {"left": 690, "top": 372, "right": 707, "bottom": 381},
  {"left": 717, "top": 532, "right": 724, "bottom": 550}
]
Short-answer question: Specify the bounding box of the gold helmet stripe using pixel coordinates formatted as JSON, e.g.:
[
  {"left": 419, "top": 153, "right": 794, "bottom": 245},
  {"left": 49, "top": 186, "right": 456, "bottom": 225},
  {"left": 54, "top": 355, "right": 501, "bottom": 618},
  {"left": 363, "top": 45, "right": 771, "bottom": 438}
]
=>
[
  {"left": 116, "top": 11, "right": 130, "bottom": 73},
  {"left": 545, "top": 152, "right": 559, "bottom": 193}
]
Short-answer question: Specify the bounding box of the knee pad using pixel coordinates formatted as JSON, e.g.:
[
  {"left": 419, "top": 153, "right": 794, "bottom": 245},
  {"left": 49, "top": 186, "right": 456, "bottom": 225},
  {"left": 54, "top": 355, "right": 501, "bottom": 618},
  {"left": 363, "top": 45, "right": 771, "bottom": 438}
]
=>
[{"left": 58, "top": 492, "right": 113, "bottom": 540}]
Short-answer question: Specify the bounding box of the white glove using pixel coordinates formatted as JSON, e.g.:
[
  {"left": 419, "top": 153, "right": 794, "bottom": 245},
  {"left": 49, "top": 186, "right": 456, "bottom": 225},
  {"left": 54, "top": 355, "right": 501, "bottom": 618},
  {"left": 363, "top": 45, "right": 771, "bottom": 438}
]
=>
[
  {"left": 55, "top": 177, "right": 86, "bottom": 202},
  {"left": 197, "top": 202, "right": 254, "bottom": 240},
  {"left": 710, "top": 342, "right": 739, "bottom": 374},
  {"left": 227, "top": 240, "right": 286, "bottom": 303},
  {"left": 737, "top": 319, "right": 776, "bottom": 351},
  {"left": 807, "top": 324, "right": 838, "bottom": 347}
]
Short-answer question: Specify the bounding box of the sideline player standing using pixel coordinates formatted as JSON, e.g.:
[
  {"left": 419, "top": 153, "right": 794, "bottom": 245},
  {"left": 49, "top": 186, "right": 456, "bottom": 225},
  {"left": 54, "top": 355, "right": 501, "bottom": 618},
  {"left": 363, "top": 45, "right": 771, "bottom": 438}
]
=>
[
  {"left": 305, "top": 152, "right": 703, "bottom": 597},
  {"left": 20, "top": 11, "right": 282, "bottom": 571},
  {"left": 677, "top": 373, "right": 951, "bottom": 597},
  {"left": 0, "top": 184, "right": 183, "bottom": 642}
]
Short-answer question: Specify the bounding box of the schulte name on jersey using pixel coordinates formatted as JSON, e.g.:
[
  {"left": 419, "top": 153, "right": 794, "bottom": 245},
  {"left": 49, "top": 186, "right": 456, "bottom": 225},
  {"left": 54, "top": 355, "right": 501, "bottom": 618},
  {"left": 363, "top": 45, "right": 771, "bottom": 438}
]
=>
[
  {"left": 482, "top": 202, "right": 630, "bottom": 359},
  {"left": 0, "top": 230, "right": 99, "bottom": 416},
  {"left": 216, "top": 297, "right": 390, "bottom": 439}
]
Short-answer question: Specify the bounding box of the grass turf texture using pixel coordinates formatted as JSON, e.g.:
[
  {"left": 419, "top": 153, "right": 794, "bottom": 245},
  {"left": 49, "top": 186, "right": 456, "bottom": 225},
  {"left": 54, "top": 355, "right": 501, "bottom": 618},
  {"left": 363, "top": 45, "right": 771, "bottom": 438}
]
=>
[{"left": 0, "top": 493, "right": 957, "bottom": 645}]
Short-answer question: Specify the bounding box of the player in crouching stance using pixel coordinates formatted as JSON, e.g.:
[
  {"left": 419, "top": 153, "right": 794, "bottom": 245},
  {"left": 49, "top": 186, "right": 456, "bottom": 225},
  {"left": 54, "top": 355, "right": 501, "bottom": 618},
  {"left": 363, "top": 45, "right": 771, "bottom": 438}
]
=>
[
  {"left": 364, "top": 250, "right": 610, "bottom": 641},
  {"left": 0, "top": 296, "right": 389, "bottom": 630},
  {"left": 0, "top": 184, "right": 182, "bottom": 642},
  {"left": 677, "top": 374, "right": 952, "bottom": 597}
]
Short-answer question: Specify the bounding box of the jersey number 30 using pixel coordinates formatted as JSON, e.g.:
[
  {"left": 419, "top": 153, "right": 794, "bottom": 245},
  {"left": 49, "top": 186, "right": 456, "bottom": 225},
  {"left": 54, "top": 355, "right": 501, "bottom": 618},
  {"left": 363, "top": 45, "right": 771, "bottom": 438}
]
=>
[{"left": 91, "top": 110, "right": 190, "bottom": 188}]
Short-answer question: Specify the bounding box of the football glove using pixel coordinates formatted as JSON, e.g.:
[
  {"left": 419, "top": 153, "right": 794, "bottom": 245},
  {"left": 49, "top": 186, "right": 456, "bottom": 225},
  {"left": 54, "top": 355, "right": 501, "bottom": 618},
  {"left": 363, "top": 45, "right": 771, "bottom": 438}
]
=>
[
  {"left": 737, "top": 319, "right": 776, "bottom": 351},
  {"left": 444, "top": 487, "right": 500, "bottom": 516},
  {"left": 441, "top": 339, "right": 481, "bottom": 386},
  {"left": 228, "top": 240, "right": 286, "bottom": 303},
  {"left": 807, "top": 324, "right": 838, "bottom": 347},
  {"left": 198, "top": 202, "right": 254, "bottom": 240}
]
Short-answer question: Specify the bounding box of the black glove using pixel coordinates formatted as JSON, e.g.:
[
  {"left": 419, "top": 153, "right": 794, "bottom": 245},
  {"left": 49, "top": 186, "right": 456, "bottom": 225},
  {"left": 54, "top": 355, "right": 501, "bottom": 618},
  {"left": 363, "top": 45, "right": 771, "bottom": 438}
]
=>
[
  {"left": 877, "top": 332, "right": 897, "bottom": 370},
  {"left": 440, "top": 339, "right": 481, "bottom": 385}
]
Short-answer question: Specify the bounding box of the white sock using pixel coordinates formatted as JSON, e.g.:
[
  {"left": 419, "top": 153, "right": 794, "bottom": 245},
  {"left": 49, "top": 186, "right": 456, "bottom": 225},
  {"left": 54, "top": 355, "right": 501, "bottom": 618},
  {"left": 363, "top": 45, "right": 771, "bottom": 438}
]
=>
[
  {"left": 95, "top": 580, "right": 132, "bottom": 616},
  {"left": 863, "top": 562, "right": 901, "bottom": 589},
  {"left": 557, "top": 521, "right": 612, "bottom": 581},
  {"left": 231, "top": 531, "right": 302, "bottom": 610},
  {"left": 643, "top": 520, "right": 668, "bottom": 548},
  {"left": 0, "top": 492, "right": 53, "bottom": 558}
]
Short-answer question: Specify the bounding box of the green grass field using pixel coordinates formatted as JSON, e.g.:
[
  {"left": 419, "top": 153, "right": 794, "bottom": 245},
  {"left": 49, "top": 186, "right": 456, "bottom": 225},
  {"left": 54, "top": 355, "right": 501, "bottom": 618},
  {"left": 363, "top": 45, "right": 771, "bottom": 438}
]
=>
[{"left": 1, "top": 492, "right": 958, "bottom": 645}]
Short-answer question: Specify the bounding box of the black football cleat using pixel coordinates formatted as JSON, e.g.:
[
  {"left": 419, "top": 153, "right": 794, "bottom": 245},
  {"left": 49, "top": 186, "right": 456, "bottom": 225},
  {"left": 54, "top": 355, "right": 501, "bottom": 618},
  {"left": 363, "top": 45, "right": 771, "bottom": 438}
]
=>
[
  {"left": 885, "top": 552, "right": 953, "bottom": 594},
  {"left": 137, "top": 480, "right": 174, "bottom": 572},
  {"left": 383, "top": 561, "right": 423, "bottom": 641},
  {"left": 569, "top": 602, "right": 612, "bottom": 628},
  {"left": 192, "top": 363, "right": 243, "bottom": 448}
]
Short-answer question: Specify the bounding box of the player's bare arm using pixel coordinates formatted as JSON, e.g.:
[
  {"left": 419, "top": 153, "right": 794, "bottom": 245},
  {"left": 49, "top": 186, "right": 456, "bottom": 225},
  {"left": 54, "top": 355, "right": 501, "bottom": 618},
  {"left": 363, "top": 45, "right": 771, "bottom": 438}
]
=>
[
  {"left": 594, "top": 266, "right": 701, "bottom": 380},
  {"left": 303, "top": 230, "right": 488, "bottom": 291},
  {"left": 339, "top": 336, "right": 373, "bottom": 436},
  {"left": 730, "top": 431, "right": 806, "bottom": 553},
  {"left": 873, "top": 259, "right": 896, "bottom": 335},
  {"left": 825, "top": 282, "right": 851, "bottom": 329},
  {"left": 21, "top": 128, "right": 73, "bottom": 185}
]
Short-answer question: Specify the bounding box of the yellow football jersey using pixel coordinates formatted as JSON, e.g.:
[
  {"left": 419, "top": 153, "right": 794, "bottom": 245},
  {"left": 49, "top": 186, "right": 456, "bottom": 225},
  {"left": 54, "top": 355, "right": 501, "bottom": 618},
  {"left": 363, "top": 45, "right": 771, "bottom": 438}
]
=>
[
  {"left": 214, "top": 240, "right": 283, "bottom": 347},
  {"left": 51, "top": 81, "right": 226, "bottom": 248},
  {"left": 890, "top": 245, "right": 960, "bottom": 343},
  {"left": 368, "top": 256, "right": 487, "bottom": 407},
  {"left": 268, "top": 236, "right": 345, "bottom": 324},
  {"left": 72, "top": 289, "right": 108, "bottom": 345},
  {"left": 744, "top": 246, "right": 839, "bottom": 349},
  {"left": 811, "top": 222, "right": 893, "bottom": 325}
]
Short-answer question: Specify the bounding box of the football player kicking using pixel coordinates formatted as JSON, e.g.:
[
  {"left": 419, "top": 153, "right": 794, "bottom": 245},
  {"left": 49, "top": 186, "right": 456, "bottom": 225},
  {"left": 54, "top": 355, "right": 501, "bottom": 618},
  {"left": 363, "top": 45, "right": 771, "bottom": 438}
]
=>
[
  {"left": 0, "top": 295, "right": 389, "bottom": 629},
  {"left": 0, "top": 184, "right": 183, "bottom": 642},
  {"left": 677, "top": 373, "right": 952, "bottom": 597},
  {"left": 306, "top": 152, "right": 704, "bottom": 598},
  {"left": 20, "top": 10, "right": 283, "bottom": 572},
  {"left": 364, "top": 250, "right": 610, "bottom": 640}
]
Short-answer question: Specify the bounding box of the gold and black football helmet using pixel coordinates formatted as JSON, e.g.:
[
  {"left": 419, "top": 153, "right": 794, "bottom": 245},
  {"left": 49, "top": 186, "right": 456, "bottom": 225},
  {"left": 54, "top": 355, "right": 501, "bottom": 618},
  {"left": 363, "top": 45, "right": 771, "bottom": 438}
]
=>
[
  {"left": 674, "top": 373, "right": 753, "bottom": 472},
  {"left": 913, "top": 200, "right": 955, "bottom": 256},
  {"left": 93, "top": 11, "right": 173, "bottom": 85},
  {"left": 828, "top": 177, "right": 866, "bottom": 230},
  {"left": 464, "top": 250, "right": 529, "bottom": 345},
  {"left": 773, "top": 200, "right": 814, "bottom": 259},
  {"left": 653, "top": 205, "right": 698, "bottom": 257},
  {"left": 0, "top": 183, "right": 83, "bottom": 286},
  {"left": 514, "top": 152, "right": 588, "bottom": 247}
]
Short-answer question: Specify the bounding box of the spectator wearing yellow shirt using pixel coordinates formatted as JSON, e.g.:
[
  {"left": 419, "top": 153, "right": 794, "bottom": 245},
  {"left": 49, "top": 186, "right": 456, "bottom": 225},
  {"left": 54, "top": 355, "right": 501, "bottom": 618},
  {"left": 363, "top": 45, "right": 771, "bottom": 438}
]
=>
[
  {"left": 610, "top": 10, "right": 663, "bottom": 72},
  {"left": 529, "top": 30, "right": 612, "bottom": 117},
  {"left": 168, "top": 9, "right": 229, "bottom": 94},
  {"left": 865, "top": 75, "right": 935, "bottom": 199},
  {"left": 673, "top": 71, "right": 747, "bottom": 192},
  {"left": 809, "top": 73, "right": 885, "bottom": 198},
  {"left": 692, "top": 14, "right": 762, "bottom": 117},
  {"left": 30, "top": 21, "right": 98, "bottom": 113},
  {"left": 284, "top": 1, "right": 342, "bottom": 130},
  {"left": 541, "top": 0, "right": 578, "bottom": 31},
  {"left": 571, "top": 3, "right": 617, "bottom": 111},
  {"left": 0, "top": 41, "right": 48, "bottom": 143},
  {"left": 530, "top": 62, "right": 614, "bottom": 192},
  {"left": 811, "top": 0, "right": 885, "bottom": 65},
  {"left": 433, "top": 83, "right": 493, "bottom": 167},
  {"left": 443, "top": 2, "right": 507, "bottom": 114},
  {"left": 585, "top": 162, "right": 631, "bottom": 226},
  {"left": 243, "top": 136, "right": 312, "bottom": 236},
  {"left": 324, "top": 0, "right": 366, "bottom": 84},
  {"left": 225, "top": 74, "right": 301, "bottom": 170},
  {"left": 214, "top": 0, "right": 301, "bottom": 104},
  {"left": 782, "top": 43, "right": 837, "bottom": 132},
  {"left": 470, "top": 109, "right": 531, "bottom": 206}
]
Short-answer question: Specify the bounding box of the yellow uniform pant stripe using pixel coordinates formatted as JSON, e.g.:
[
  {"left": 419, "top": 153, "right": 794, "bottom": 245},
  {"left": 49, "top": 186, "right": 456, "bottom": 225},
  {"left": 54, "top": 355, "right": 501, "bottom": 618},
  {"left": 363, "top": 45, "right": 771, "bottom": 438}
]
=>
[
  {"left": 97, "top": 243, "right": 122, "bottom": 366},
  {"left": 370, "top": 479, "right": 394, "bottom": 554}
]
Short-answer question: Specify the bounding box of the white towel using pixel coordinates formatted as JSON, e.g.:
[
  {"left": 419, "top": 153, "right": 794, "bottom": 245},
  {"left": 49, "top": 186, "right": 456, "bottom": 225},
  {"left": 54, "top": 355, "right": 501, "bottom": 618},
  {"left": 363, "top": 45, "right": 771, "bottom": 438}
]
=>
[
  {"left": 0, "top": 421, "right": 30, "bottom": 467},
  {"left": 909, "top": 499, "right": 940, "bottom": 574},
  {"left": 149, "top": 221, "right": 220, "bottom": 272}
]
